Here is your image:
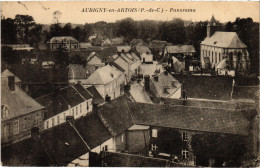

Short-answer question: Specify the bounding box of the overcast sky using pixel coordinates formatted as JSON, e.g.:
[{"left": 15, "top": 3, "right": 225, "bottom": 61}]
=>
[{"left": 1, "top": 1, "right": 259, "bottom": 24}]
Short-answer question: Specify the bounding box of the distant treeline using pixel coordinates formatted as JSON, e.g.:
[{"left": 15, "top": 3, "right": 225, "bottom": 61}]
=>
[{"left": 1, "top": 16, "right": 259, "bottom": 74}]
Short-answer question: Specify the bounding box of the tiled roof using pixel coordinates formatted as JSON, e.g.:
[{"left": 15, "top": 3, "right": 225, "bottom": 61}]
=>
[
  {"left": 97, "top": 95, "right": 134, "bottom": 136},
  {"left": 36, "top": 85, "right": 91, "bottom": 119},
  {"left": 86, "top": 86, "right": 104, "bottom": 105},
  {"left": 162, "top": 98, "right": 256, "bottom": 111},
  {"left": 129, "top": 102, "right": 251, "bottom": 136},
  {"left": 135, "top": 45, "right": 151, "bottom": 55},
  {"left": 117, "top": 46, "right": 132, "bottom": 53},
  {"left": 73, "top": 84, "right": 93, "bottom": 100},
  {"left": 2, "top": 112, "right": 112, "bottom": 166},
  {"left": 1, "top": 69, "right": 21, "bottom": 83},
  {"left": 41, "top": 122, "right": 89, "bottom": 165},
  {"left": 109, "top": 61, "right": 125, "bottom": 72},
  {"left": 68, "top": 64, "right": 88, "bottom": 80},
  {"left": 150, "top": 72, "right": 182, "bottom": 98},
  {"left": 201, "top": 31, "right": 247, "bottom": 48},
  {"left": 74, "top": 112, "right": 112, "bottom": 149},
  {"left": 48, "top": 36, "right": 78, "bottom": 43},
  {"left": 1, "top": 74, "right": 44, "bottom": 121},
  {"left": 165, "top": 45, "right": 196, "bottom": 54},
  {"left": 130, "top": 39, "right": 145, "bottom": 46},
  {"left": 174, "top": 75, "right": 233, "bottom": 100},
  {"left": 85, "top": 65, "right": 124, "bottom": 85}
]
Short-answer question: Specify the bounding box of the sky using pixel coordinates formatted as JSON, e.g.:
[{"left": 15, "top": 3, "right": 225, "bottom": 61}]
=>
[{"left": 1, "top": 1, "right": 259, "bottom": 24}]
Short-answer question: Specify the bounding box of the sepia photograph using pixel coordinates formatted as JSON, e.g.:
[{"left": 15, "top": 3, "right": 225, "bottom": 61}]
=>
[{"left": 1, "top": 1, "right": 259, "bottom": 167}]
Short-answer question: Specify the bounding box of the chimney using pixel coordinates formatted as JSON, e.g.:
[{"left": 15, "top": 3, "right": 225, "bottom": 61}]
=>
[
  {"left": 154, "top": 75, "right": 159, "bottom": 82},
  {"left": 144, "top": 75, "right": 150, "bottom": 91},
  {"left": 66, "top": 116, "right": 75, "bottom": 125},
  {"left": 105, "top": 95, "right": 111, "bottom": 102},
  {"left": 8, "top": 76, "right": 15, "bottom": 91},
  {"left": 164, "top": 71, "right": 168, "bottom": 75}
]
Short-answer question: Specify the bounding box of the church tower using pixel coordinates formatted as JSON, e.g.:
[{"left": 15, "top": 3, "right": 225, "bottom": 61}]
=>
[{"left": 207, "top": 15, "right": 220, "bottom": 38}]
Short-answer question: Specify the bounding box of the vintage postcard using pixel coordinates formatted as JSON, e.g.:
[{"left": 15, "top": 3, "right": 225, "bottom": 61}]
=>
[{"left": 1, "top": 1, "right": 259, "bottom": 167}]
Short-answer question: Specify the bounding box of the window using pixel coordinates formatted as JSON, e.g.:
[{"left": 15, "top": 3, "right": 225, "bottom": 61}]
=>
[
  {"left": 151, "top": 144, "right": 158, "bottom": 151},
  {"left": 95, "top": 65, "right": 99, "bottom": 70},
  {"left": 152, "top": 129, "right": 158, "bottom": 138},
  {"left": 76, "top": 107, "right": 78, "bottom": 115},
  {"left": 182, "top": 132, "right": 188, "bottom": 141},
  {"left": 121, "top": 134, "right": 124, "bottom": 142},
  {"left": 1, "top": 105, "right": 9, "bottom": 119},
  {"left": 72, "top": 108, "right": 74, "bottom": 117},
  {"left": 215, "top": 52, "right": 217, "bottom": 63},
  {"left": 182, "top": 149, "right": 189, "bottom": 159},
  {"left": 13, "top": 120, "right": 19, "bottom": 135},
  {"left": 57, "top": 116, "right": 60, "bottom": 124},
  {"left": 87, "top": 101, "right": 89, "bottom": 111},
  {"left": 52, "top": 118, "right": 55, "bottom": 127},
  {"left": 219, "top": 53, "right": 221, "bottom": 62},
  {"left": 46, "top": 121, "right": 49, "bottom": 129},
  {"left": 80, "top": 105, "right": 82, "bottom": 113}
]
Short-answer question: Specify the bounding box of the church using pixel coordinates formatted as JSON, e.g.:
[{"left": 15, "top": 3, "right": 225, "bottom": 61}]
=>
[{"left": 200, "top": 16, "right": 250, "bottom": 72}]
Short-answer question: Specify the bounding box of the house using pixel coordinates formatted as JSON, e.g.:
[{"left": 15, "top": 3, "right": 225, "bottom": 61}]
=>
[
  {"left": 86, "top": 52, "right": 106, "bottom": 74},
  {"left": 135, "top": 45, "right": 153, "bottom": 63},
  {"left": 101, "top": 38, "right": 112, "bottom": 47},
  {"left": 146, "top": 71, "right": 182, "bottom": 99},
  {"left": 1, "top": 70, "right": 45, "bottom": 147},
  {"left": 112, "top": 46, "right": 141, "bottom": 82},
  {"left": 111, "top": 37, "right": 125, "bottom": 46},
  {"left": 1, "top": 112, "right": 112, "bottom": 166},
  {"left": 47, "top": 36, "right": 79, "bottom": 51},
  {"left": 128, "top": 102, "right": 255, "bottom": 166},
  {"left": 85, "top": 65, "right": 126, "bottom": 100},
  {"left": 68, "top": 64, "right": 89, "bottom": 85},
  {"left": 35, "top": 84, "right": 93, "bottom": 129},
  {"left": 139, "top": 61, "right": 164, "bottom": 77},
  {"left": 164, "top": 45, "right": 196, "bottom": 61},
  {"left": 79, "top": 42, "right": 92, "bottom": 50},
  {"left": 130, "top": 39, "right": 145, "bottom": 46},
  {"left": 200, "top": 16, "right": 250, "bottom": 72}
]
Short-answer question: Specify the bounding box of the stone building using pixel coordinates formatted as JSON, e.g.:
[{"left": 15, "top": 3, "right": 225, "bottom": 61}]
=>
[{"left": 200, "top": 16, "right": 250, "bottom": 72}]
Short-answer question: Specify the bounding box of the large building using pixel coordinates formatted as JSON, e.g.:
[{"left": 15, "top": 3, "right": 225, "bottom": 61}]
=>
[
  {"left": 47, "top": 36, "right": 79, "bottom": 51},
  {"left": 200, "top": 16, "right": 250, "bottom": 72},
  {"left": 1, "top": 69, "right": 45, "bottom": 146}
]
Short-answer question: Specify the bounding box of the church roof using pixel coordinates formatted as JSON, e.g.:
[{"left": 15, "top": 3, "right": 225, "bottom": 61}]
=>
[{"left": 201, "top": 31, "right": 247, "bottom": 48}]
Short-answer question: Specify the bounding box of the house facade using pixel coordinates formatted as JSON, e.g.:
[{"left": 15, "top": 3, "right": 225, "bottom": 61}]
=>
[
  {"left": 85, "top": 65, "right": 126, "bottom": 100},
  {"left": 36, "top": 84, "right": 93, "bottom": 129},
  {"left": 47, "top": 36, "right": 79, "bottom": 51},
  {"left": 1, "top": 70, "right": 45, "bottom": 146},
  {"left": 86, "top": 52, "right": 106, "bottom": 75},
  {"left": 200, "top": 16, "right": 250, "bottom": 72},
  {"left": 112, "top": 46, "right": 141, "bottom": 82},
  {"left": 147, "top": 71, "right": 182, "bottom": 99}
]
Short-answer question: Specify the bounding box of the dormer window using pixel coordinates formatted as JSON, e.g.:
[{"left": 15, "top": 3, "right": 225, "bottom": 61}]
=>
[
  {"left": 1, "top": 105, "right": 9, "bottom": 119},
  {"left": 214, "top": 41, "right": 217, "bottom": 45}
]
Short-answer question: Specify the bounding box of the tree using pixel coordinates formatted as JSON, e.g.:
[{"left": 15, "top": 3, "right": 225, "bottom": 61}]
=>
[
  {"left": 28, "top": 24, "right": 43, "bottom": 44},
  {"left": 69, "top": 54, "right": 86, "bottom": 65},
  {"left": 62, "top": 23, "right": 72, "bottom": 36},
  {"left": 191, "top": 133, "right": 247, "bottom": 166},
  {"left": 14, "top": 15, "right": 35, "bottom": 43},
  {"left": 116, "top": 18, "right": 137, "bottom": 41},
  {"left": 48, "top": 24, "right": 63, "bottom": 38},
  {"left": 1, "top": 18, "right": 17, "bottom": 44},
  {"left": 72, "top": 26, "right": 82, "bottom": 41}
]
